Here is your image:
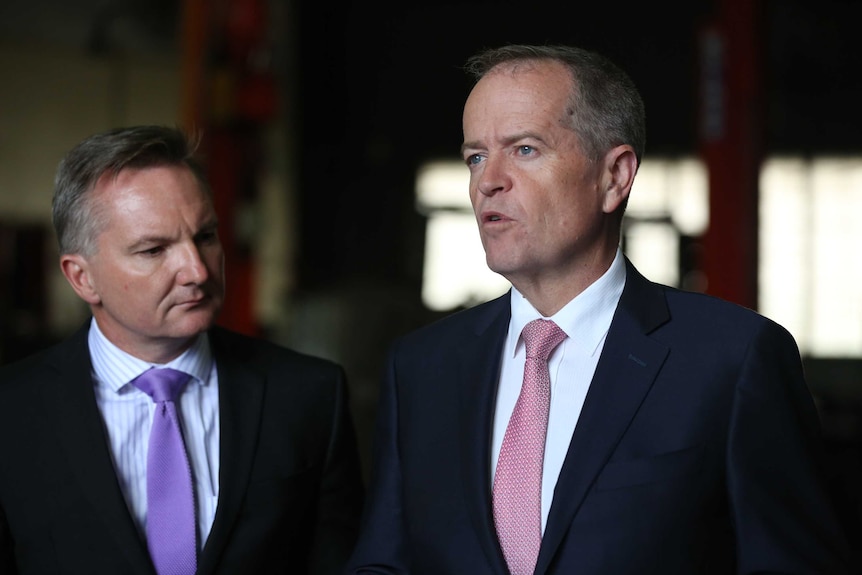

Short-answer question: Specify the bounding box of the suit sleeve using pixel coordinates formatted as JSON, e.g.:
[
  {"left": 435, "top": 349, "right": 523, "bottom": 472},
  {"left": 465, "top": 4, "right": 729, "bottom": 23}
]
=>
[
  {"left": 308, "top": 366, "right": 366, "bottom": 575},
  {"left": 728, "top": 320, "right": 852, "bottom": 574},
  {"left": 344, "top": 347, "right": 409, "bottom": 575}
]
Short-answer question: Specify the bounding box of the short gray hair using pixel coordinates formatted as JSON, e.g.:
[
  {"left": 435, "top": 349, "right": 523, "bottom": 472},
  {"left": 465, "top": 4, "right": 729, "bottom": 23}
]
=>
[
  {"left": 52, "top": 125, "right": 208, "bottom": 256},
  {"left": 465, "top": 44, "right": 646, "bottom": 165}
]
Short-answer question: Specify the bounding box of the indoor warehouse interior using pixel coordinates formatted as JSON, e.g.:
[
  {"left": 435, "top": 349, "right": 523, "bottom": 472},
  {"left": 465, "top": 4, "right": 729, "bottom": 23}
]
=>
[{"left": 1, "top": 0, "right": 861, "bottom": 565}]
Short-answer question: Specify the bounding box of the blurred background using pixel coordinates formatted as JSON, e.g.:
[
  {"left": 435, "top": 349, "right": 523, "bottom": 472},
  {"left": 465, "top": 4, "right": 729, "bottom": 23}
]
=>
[{"left": 1, "top": 0, "right": 860, "bottom": 556}]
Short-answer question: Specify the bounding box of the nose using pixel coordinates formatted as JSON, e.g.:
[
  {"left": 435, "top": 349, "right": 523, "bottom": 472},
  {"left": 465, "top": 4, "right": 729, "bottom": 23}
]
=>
[
  {"left": 475, "top": 154, "right": 510, "bottom": 197},
  {"left": 176, "top": 243, "right": 209, "bottom": 286}
]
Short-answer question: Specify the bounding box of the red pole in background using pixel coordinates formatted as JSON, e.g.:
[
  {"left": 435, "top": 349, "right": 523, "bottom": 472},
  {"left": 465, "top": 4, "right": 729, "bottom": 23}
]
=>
[
  {"left": 180, "top": 0, "right": 208, "bottom": 133},
  {"left": 180, "top": 0, "right": 277, "bottom": 337},
  {"left": 698, "top": 0, "right": 764, "bottom": 310}
]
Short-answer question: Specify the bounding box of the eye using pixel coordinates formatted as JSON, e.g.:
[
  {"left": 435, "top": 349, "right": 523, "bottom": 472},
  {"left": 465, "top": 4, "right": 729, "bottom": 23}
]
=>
[
  {"left": 517, "top": 145, "right": 535, "bottom": 156},
  {"left": 197, "top": 230, "right": 219, "bottom": 244},
  {"left": 139, "top": 246, "right": 164, "bottom": 257},
  {"left": 465, "top": 153, "right": 484, "bottom": 167}
]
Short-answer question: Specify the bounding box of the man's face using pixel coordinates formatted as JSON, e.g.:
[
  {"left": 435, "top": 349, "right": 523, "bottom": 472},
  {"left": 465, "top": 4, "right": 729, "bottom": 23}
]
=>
[
  {"left": 64, "top": 164, "right": 225, "bottom": 361},
  {"left": 462, "top": 60, "right": 617, "bottom": 294}
]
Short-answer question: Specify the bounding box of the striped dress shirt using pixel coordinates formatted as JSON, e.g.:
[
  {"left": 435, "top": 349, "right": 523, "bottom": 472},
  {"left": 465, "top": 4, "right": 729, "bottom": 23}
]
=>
[
  {"left": 88, "top": 319, "right": 220, "bottom": 549},
  {"left": 491, "top": 247, "right": 626, "bottom": 533}
]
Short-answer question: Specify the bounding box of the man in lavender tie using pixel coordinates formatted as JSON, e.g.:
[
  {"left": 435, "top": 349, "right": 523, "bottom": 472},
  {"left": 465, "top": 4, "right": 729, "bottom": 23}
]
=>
[
  {"left": 0, "top": 125, "right": 364, "bottom": 575},
  {"left": 346, "top": 44, "right": 852, "bottom": 574}
]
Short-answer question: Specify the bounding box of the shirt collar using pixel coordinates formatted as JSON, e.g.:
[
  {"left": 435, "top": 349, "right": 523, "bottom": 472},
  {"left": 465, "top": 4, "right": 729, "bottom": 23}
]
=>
[
  {"left": 507, "top": 247, "right": 627, "bottom": 358},
  {"left": 88, "top": 318, "right": 214, "bottom": 393}
]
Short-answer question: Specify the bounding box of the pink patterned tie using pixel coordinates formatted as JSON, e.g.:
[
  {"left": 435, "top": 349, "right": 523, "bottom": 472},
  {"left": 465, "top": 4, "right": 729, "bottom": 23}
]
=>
[
  {"left": 493, "top": 319, "right": 567, "bottom": 575},
  {"left": 131, "top": 368, "right": 197, "bottom": 575}
]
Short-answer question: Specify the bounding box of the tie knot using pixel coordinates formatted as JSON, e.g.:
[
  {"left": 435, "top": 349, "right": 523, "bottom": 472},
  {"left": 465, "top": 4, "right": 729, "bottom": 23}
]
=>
[
  {"left": 522, "top": 319, "right": 567, "bottom": 361},
  {"left": 132, "top": 368, "right": 191, "bottom": 403}
]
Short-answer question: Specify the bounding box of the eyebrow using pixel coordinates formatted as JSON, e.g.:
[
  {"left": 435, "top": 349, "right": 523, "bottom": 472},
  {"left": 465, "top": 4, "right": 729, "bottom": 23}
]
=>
[
  {"left": 197, "top": 218, "right": 219, "bottom": 233},
  {"left": 127, "top": 218, "right": 219, "bottom": 251},
  {"left": 460, "top": 141, "right": 481, "bottom": 156},
  {"left": 127, "top": 234, "right": 170, "bottom": 252},
  {"left": 461, "top": 131, "right": 546, "bottom": 156}
]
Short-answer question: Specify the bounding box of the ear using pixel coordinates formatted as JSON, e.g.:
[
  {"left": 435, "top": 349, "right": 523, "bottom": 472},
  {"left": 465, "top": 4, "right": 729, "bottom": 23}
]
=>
[
  {"left": 60, "top": 254, "right": 101, "bottom": 305},
  {"left": 601, "top": 145, "right": 638, "bottom": 214}
]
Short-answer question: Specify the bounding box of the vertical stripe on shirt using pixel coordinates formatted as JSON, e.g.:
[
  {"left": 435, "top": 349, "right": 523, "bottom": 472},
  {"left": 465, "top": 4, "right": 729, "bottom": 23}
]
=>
[{"left": 88, "top": 319, "right": 220, "bottom": 548}]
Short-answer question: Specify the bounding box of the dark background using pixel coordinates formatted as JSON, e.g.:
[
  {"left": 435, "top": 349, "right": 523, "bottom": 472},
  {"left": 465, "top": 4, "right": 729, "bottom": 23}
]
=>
[
  {"left": 2, "top": 0, "right": 861, "bottom": 563},
  {"left": 294, "top": 0, "right": 862, "bottom": 289}
]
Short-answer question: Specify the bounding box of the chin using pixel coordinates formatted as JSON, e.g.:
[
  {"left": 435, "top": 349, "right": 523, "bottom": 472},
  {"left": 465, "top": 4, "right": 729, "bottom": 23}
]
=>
[
  {"left": 174, "top": 308, "right": 219, "bottom": 336},
  {"left": 485, "top": 256, "right": 516, "bottom": 277}
]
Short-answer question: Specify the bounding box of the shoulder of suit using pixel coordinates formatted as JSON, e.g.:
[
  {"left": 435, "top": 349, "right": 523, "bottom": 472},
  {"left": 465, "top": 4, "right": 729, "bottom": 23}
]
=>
[
  {"left": 393, "top": 294, "right": 508, "bottom": 349},
  {"left": 0, "top": 323, "right": 89, "bottom": 387},
  {"left": 207, "top": 325, "right": 343, "bottom": 372},
  {"left": 661, "top": 284, "right": 783, "bottom": 333}
]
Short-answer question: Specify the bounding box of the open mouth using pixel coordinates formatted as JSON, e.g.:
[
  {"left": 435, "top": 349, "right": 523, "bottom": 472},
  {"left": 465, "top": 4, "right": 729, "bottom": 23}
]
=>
[{"left": 178, "top": 296, "right": 207, "bottom": 307}]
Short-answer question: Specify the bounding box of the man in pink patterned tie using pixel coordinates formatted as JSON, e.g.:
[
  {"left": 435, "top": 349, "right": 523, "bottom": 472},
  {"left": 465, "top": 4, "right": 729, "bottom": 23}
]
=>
[
  {"left": 347, "top": 44, "right": 851, "bottom": 574},
  {"left": 0, "top": 125, "right": 364, "bottom": 575}
]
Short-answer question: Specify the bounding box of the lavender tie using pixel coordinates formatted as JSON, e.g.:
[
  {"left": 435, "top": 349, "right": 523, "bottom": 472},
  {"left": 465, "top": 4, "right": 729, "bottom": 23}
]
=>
[
  {"left": 132, "top": 368, "right": 197, "bottom": 575},
  {"left": 493, "top": 319, "right": 567, "bottom": 575}
]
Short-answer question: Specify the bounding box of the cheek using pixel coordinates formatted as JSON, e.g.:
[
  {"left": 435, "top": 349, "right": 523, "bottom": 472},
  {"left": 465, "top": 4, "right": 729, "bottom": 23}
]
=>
[
  {"left": 212, "top": 250, "right": 226, "bottom": 271},
  {"left": 540, "top": 195, "right": 586, "bottom": 237},
  {"left": 90, "top": 264, "right": 128, "bottom": 296},
  {"left": 200, "top": 241, "right": 223, "bottom": 262},
  {"left": 468, "top": 184, "right": 480, "bottom": 209},
  {"left": 205, "top": 251, "right": 226, "bottom": 284}
]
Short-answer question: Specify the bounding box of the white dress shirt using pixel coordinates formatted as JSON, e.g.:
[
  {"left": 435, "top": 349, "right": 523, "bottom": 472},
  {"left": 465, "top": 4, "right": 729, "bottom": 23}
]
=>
[
  {"left": 88, "top": 319, "right": 220, "bottom": 548},
  {"left": 491, "top": 248, "right": 626, "bottom": 532}
]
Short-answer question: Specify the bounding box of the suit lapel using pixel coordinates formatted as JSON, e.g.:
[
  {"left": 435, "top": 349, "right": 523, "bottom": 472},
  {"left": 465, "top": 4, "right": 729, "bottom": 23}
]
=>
[
  {"left": 457, "top": 294, "right": 511, "bottom": 573},
  {"left": 41, "top": 324, "right": 154, "bottom": 575},
  {"left": 198, "top": 328, "right": 265, "bottom": 574},
  {"left": 536, "top": 261, "right": 671, "bottom": 574}
]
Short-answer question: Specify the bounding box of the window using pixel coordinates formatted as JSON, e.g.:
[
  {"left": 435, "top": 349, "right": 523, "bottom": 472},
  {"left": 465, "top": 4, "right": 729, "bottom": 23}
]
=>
[{"left": 416, "top": 156, "right": 862, "bottom": 358}]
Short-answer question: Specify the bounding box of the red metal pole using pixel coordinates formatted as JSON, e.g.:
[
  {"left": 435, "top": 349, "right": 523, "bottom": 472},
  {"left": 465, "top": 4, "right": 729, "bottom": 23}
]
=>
[
  {"left": 698, "top": 0, "right": 764, "bottom": 309},
  {"left": 180, "top": 0, "right": 273, "bottom": 337}
]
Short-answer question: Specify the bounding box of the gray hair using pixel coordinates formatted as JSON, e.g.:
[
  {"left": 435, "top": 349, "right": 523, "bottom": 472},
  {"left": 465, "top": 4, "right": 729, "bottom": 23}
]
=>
[
  {"left": 52, "top": 125, "right": 208, "bottom": 256},
  {"left": 464, "top": 44, "right": 646, "bottom": 165}
]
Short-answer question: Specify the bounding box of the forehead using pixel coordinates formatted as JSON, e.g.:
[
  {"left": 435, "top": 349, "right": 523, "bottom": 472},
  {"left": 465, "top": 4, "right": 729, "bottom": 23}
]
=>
[
  {"left": 89, "top": 165, "right": 215, "bottom": 232},
  {"left": 92, "top": 164, "right": 208, "bottom": 203},
  {"left": 463, "top": 60, "right": 574, "bottom": 131}
]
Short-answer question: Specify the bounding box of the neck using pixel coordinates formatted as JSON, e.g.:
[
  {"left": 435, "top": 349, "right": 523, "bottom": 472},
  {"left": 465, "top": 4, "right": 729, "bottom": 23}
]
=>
[
  {"left": 510, "top": 248, "right": 618, "bottom": 317},
  {"left": 92, "top": 318, "right": 199, "bottom": 364}
]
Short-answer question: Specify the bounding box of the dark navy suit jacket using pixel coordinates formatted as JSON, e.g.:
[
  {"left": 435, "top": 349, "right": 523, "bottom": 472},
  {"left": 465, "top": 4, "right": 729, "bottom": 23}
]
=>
[
  {"left": 0, "top": 324, "right": 364, "bottom": 575},
  {"left": 347, "top": 259, "right": 851, "bottom": 574}
]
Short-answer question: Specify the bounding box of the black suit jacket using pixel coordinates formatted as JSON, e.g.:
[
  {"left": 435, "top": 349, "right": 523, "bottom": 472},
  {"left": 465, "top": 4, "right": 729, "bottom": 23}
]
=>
[
  {"left": 347, "top": 259, "right": 851, "bottom": 574},
  {"left": 0, "top": 323, "right": 364, "bottom": 575}
]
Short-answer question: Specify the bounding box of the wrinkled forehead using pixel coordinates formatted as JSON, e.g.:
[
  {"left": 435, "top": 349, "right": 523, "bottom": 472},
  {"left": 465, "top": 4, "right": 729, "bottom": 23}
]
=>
[
  {"left": 468, "top": 59, "right": 574, "bottom": 106},
  {"left": 91, "top": 164, "right": 209, "bottom": 199},
  {"left": 464, "top": 60, "right": 574, "bottom": 121}
]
